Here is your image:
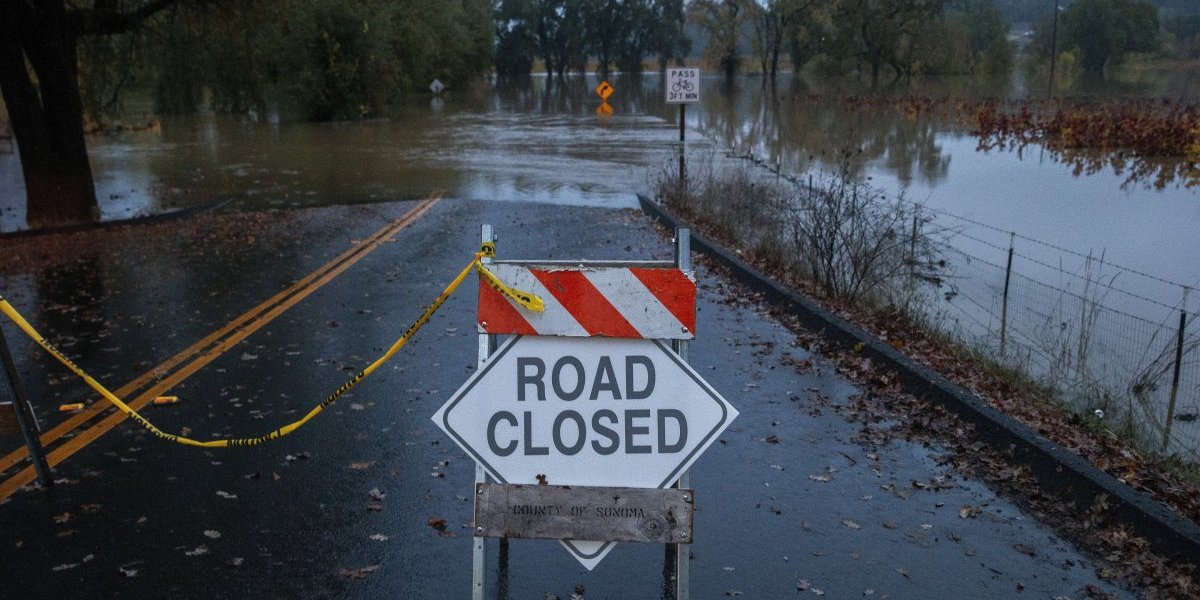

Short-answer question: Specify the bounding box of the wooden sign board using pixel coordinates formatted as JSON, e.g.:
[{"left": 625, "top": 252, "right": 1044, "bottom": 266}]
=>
[{"left": 474, "top": 483, "right": 694, "bottom": 544}]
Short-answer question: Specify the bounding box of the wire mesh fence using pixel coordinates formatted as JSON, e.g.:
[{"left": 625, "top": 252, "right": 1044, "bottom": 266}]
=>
[
  {"left": 912, "top": 207, "right": 1199, "bottom": 459},
  {"left": 674, "top": 152, "right": 1200, "bottom": 461}
]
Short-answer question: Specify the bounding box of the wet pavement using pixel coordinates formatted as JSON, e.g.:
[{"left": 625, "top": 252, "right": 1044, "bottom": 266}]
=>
[{"left": 0, "top": 198, "right": 1130, "bottom": 598}]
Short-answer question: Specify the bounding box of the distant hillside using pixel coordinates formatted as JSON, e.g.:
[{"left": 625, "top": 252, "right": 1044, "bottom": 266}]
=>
[{"left": 997, "top": 0, "right": 1200, "bottom": 24}]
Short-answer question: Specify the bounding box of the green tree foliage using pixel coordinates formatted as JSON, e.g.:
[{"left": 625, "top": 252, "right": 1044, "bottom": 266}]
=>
[
  {"left": 77, "top": 27, "right": 147, "bottom": 122},
  {"left": 649, "top": 0, "right": 690, "bottom": 70},
  {"left": 274, "top": 1, "right": 378, "bottom": 121},
  {"left": 495, "top": 0, "right": 539, "bottom": 77},
  {"left": 1059, "top": 0, "right": 1161, "bottom": 74},
  {"left": 1165, "top": 15, "right": 1200, "bottom": 59},
  {"left": 492, "top": 0, "right": 685, "bottom": 78},
  {"left": 124, "top": 0, "right": 492, "bottom": 121},
  {"left": 691, "top": 0, "right": 747, "bottom": 80},
  {"left": 938, "top": 0, "right": 1014, "bottom": 75},
  {"left": 829, "top": 0, "right": 948, "bottom": 81},
  {"left": 751, "top": 0, "right": 831, "bottom": 81}
]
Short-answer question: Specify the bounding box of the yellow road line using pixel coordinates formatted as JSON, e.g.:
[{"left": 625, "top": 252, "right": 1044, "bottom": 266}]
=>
[
  {"left": 0, "top": 195, "right": 441, "bottom": 499},
  {"left": 0, "top": 199, "right": 427, "bottom": 474}
]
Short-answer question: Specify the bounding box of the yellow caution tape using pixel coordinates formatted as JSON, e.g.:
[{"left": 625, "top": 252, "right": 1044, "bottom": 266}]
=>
[{"left": 0, "top": 244, "right": 541, "bottom": 448}]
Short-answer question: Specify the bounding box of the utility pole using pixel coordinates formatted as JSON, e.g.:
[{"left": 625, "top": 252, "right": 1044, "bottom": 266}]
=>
[{"left": 1048, "top": 0, "right": 1060, "bottom": 97}]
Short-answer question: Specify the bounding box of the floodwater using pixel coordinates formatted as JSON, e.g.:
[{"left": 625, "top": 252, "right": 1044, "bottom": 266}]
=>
[{"left": 1, "top": 70, "right": 1197, "bottom": 333}]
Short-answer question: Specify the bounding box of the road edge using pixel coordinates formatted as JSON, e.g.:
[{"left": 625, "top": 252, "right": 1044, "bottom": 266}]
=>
[
  {"left": 638, "top": 193, "right": 1200, "bottom": 568},
  {"left": 0, "top": 199, "right": 234, "bottom": 240}
]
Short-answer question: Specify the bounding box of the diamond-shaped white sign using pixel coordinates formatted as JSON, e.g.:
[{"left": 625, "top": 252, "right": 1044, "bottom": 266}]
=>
[{"left": 433, "top": 335, "right": 737, "bottom": 570}]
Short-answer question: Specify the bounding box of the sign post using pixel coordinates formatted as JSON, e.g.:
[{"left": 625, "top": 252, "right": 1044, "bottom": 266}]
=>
[
  {"left": 665, "top": 68, "right": 700, "bottom": 203},
  {"left": 0, "top": 326, "right": 52, "bottom": 487},
  {"left": 436, "top": 226, "right": 733, "bottom": 597}
]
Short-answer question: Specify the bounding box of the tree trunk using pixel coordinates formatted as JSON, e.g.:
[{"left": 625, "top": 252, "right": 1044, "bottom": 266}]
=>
[{"left": 0, "top": 3, "right": 99, "bottom": 229}]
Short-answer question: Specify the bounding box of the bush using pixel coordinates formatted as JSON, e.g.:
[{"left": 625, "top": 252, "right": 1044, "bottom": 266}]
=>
[{"left": 656, "top": 151, "right": 943, "bottom": 305}]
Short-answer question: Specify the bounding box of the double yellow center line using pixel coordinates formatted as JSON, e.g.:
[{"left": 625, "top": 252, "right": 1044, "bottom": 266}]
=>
[{"left": 0, "top": 195, "right": 442, "bottom": 501}]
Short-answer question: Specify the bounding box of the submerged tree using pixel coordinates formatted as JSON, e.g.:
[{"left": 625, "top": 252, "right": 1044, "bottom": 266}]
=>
[
  {"left": 1059, "top": 0, "right": 1161, "bottom": 75},
  {"left": 692, "top": 0, "right": 747, "bottom": 81},
  {"left": 828, "top": 0, "right": 947, "bottom": 81},
  {"left": 0, "top": 1, "right": 185, "bottom": 228}
]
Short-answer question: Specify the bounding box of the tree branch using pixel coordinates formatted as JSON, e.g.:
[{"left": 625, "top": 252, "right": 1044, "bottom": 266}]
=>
[{"left": 68, "top": 0, "right": 182, "bottom": 37}]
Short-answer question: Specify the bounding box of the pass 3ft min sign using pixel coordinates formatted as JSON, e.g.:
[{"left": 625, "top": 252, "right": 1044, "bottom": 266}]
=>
[
  {"left": 666, "top": 68, "right": 700, "bottom": 104},
  {"left": 432, "top": 335, "right": 737, "bottom": 569}
]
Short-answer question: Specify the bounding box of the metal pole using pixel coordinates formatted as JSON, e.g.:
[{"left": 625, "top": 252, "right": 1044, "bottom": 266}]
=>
[
  {"left": 1162, "top": 308, "right": 1187, "bottom": 452},
  {"left": 473, "top": 224, "right": 497, "bottom": 600},
  {"left": 0, "top": 325, "right": 52, "bottom": 487},
  {"left": 672, "top": 227, "right": 691, "bottom": 600},
  {"left": 678, "top": 104, "right": 687, "bottom": 202},
  {"left": 1000, "top": 233, "right": 1014, "bottom": 357}
]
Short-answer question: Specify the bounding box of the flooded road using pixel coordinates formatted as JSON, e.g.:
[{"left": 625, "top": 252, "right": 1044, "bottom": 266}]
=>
[{"left": 1, "top": 77, "right": 708, "bottom": 231}]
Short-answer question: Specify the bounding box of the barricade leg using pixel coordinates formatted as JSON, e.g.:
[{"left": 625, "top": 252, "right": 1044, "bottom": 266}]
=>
[
  {"left": 673, "top": 228, "right": 691, "bottom": 600},
  {"left": 473, "top": 224, "right": 497, "bottom": 600},
  {"left": 0, "top": 327, "right": 52, "bottom": 487}
]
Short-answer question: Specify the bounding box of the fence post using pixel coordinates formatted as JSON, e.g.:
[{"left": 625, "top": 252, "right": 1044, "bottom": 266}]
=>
[
  {"left": 1162, "top": 290, "right": 1189, "bottom": 452},
  {"left": 909, "top": 211, "right": 919, "bottom": 277},
  {"left": 1000, "top": 233, "right": 1015, "bottom": 358},
  {"left": 0, "top": 325, "right": 53, "bottom": 487}
]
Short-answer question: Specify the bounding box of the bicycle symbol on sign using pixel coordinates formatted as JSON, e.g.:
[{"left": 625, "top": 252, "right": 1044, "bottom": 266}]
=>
[{"left": 671, "top": 78, "right": 695, "bottom": 93}]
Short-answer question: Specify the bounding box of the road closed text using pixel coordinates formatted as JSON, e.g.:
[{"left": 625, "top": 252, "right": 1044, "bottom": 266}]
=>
[{"left": 485, "top": 355, "right": 688, "bottom": 456}]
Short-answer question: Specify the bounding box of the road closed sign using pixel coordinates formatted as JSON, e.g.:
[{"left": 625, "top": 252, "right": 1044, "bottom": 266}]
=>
[
  {"left": 433, "top": 335, "right": 736, "bottom": 569},
  {"left": 666, "top": 68, "right": 700, "bottom": 104}
]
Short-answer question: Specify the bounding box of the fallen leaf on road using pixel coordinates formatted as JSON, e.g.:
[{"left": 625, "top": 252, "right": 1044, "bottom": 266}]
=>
[
  {"left": 53, "top": 512, "right": 71, "bottom": 524},
  {"left": 338, "top": 565, "right": 380, "bottom": 579},
  {"left": 185, "top": 545, "right": 209, "bottom": 556},
  {"left": 349, "top": 462, "right": 373, "bottom": 470},
  {"left": 427, "top": 517, "right": 447, "bottom": 532},
  {"left": 215, "top": 491, "right": 237, "bottom": 499},
  {"left": 366, "top": 502, "right": 384, "bottom": 511},
  {"left": 227, "top": 557, "right": 245, "bottom": 568},
  {"left": 809, "top": 474, "right": 832, "bottom": 482},
  {"left": 842, "top": 519, "right": 860, "bottom": 530},
  {"left": 368, "top": 488, "right": 386, "bottom": 501},
  {"left": 203, "top": 530, "right": 222, "bottom": 539},
  {"left": 369, "top": 534, "right": 389, "bottom": 541},
  {"left": 52, "top": 563, "right": 78, "bottom": 571}
]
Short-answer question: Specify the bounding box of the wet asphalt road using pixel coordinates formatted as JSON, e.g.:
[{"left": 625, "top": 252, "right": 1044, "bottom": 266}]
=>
[{"left": 0, "top": 198, "right": 1128, "bottom": 599}]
